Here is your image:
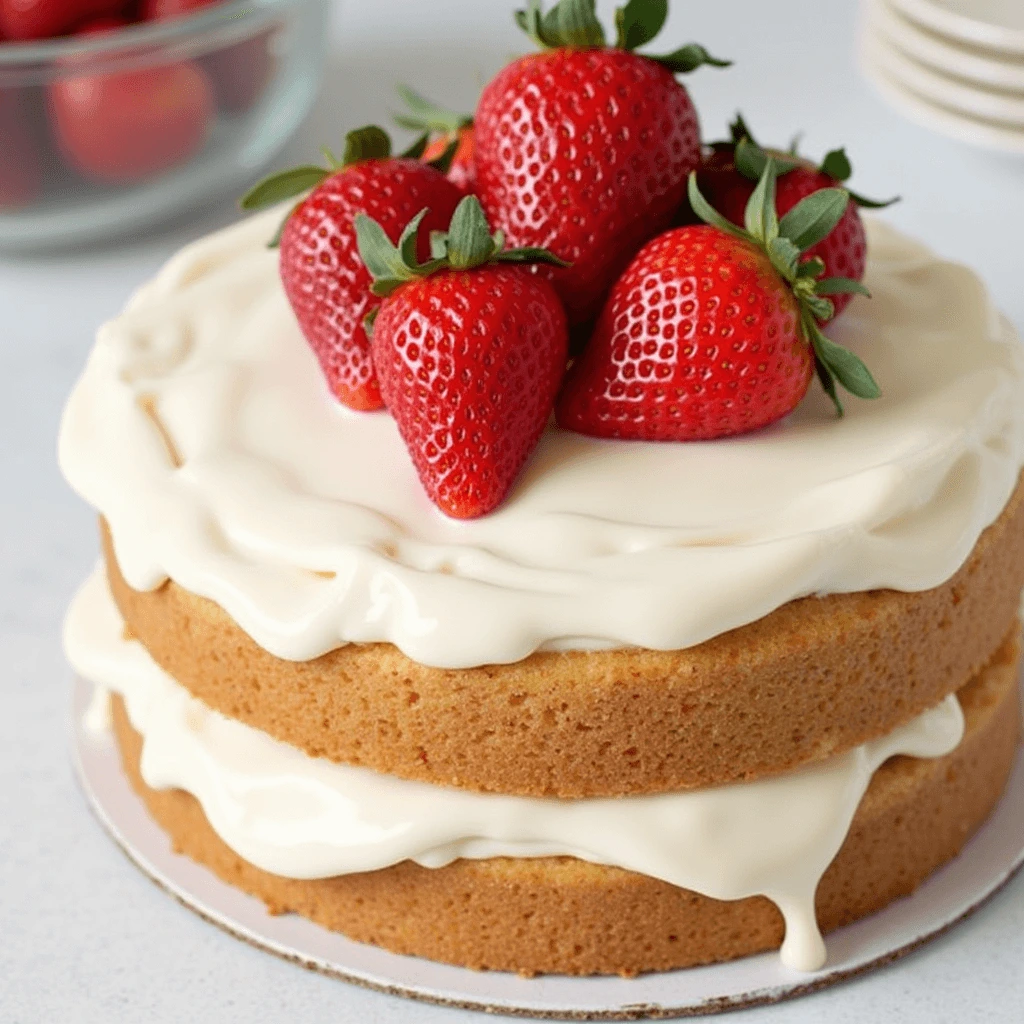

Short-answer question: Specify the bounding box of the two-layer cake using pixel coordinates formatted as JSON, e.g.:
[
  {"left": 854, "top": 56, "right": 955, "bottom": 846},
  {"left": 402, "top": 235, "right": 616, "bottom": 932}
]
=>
[{"left": 61, "top": 207, "right": 1024, "bottom": 976}]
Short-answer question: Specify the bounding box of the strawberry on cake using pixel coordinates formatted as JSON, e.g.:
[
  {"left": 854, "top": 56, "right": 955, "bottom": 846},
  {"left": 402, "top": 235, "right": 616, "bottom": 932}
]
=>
[{"left": 61, "top": 0, "right": 1024, "bottom": 981}]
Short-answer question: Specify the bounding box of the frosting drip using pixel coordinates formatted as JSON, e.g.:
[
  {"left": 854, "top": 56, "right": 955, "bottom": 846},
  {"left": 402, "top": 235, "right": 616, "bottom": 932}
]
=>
[
  {"left": 66, "top": 570, "right": 965, "bottom": 972},
  {"left": 57, "top": 211, "right": 1024, "bottom": 668}
]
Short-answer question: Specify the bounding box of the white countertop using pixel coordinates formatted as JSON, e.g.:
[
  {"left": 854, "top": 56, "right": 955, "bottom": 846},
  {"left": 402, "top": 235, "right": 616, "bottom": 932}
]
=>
[{"left": 2, "top": 1, "right": 1023, "bottom": 1021}]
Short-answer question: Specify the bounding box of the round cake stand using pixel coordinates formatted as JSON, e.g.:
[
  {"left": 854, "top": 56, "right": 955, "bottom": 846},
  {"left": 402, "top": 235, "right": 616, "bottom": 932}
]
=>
[{"left": 70, "top": 677, "right": 1024, "bottom": 1021}]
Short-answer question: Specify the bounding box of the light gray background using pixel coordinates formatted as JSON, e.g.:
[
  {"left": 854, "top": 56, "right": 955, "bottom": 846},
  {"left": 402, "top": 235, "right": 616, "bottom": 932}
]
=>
[{"left": 2, "top": 1, "right": 1022, "bottom": 1021}]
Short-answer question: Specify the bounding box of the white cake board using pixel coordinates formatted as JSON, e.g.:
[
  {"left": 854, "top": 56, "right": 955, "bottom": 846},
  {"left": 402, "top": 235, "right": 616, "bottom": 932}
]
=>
[{"left": 70, "top": 676, "right": 1024, "bottom": 1020}]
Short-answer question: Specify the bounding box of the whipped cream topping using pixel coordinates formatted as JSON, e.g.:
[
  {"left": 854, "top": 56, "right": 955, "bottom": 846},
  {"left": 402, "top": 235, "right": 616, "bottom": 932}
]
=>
[
  {"left": 57, "top": 211, "right": 1024, "bottom": 669},
  {"left": 66, "top": 570, "right": 965, "bottom": 972}
]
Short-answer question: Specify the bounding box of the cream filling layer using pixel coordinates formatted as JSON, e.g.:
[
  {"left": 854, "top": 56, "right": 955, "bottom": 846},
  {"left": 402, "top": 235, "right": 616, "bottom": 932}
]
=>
[
  {"left": 66, "top": 570, "right": 965, "bottom": 973},
  {"left": 57, "top": 212, "right": 1024, "bottom": 669}
]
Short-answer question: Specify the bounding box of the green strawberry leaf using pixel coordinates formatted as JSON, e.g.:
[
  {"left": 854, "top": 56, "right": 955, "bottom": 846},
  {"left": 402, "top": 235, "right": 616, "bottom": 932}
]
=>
[
  {"left": 796, "top": 256, "right": 826, "bottom": 279},
  {"left": 650, "top": 42, "right": 731, "bottom": 73},
  {"left": 360, "top": 197, "right": 571, "bottom": 292},
  {"left": 614, "top": 0, "right": 667, "bottom": 51},
  {"left": 426, "top": 135, "right": 461, "bottom": 175},
  {"left": 730, "top": 112, "right": 756, "bottom": 145},
  {"left": 446, "top": 195, "right": 499, "bottom": 270},
  {"left": 542, "top": 0, "right": 606, "bottom": 47},
  {"left": 342, "top": 125, "right": 392, "bottom": 167},
  {"left": 516, "top": 0, "right": 605, "bottom": 48},
  {"left": 807, "top": 318, "right": 881, "bottom": 400},
  {"left": 515, "top": 0, "right": 545, "bottom": 44},
  {"left": 398, "top": 208, "right": 430, "bottom": 267},
  {"left": 239, "top": 166, "right": 328, "bottom": 211},
  {"left": 816, "top": 276, "right": 871, "bottom": 297},
  {"left": 778, "top": 187, "right": 850, "bottom": 252},
  {"left": 744, "top": 157, "right": 779, "bottom": 245},
  {"left": 733, "top": 137, "right": 801, "bottom": 182},
  {"left": 819, "top": 147, "right": 852, "bottom": 182},
  {"left": 766, "top": 235, "right": 801, "bottom": 282},
  {"left": 804, "top": 293, "right": 835, "bottom": 322},
  {"left": 401, "top": 133, "right": 430, "bottom": 160},
  {"left": 686, "top": 172, "right": 747, "bottom": 239},
  {"left": 494, "top": 247, "right": 571, "bottom": 267},
  {"left": 354, "top": 213, "right": 422, "bottom": 296},
  {"left": 429, "top": 230, "right": 449, "bottom": 260},
  {"left": 363, "top": 307, "right": 379, "bottom": 338},
  {"left": 847, "top": 188, "right": 901, "bottom": 209},
  {"left": 814, "top": 350, "right": 843, "bottom": 417},
  {"left": 395, "top": 84, "right": 472, "bottom": 134}
]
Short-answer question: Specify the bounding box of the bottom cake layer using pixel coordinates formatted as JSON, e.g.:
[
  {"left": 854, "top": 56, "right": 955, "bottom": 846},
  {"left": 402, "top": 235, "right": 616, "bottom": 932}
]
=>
[{"left": 109, "top": 633, "right": 1022, "bottom": 978}]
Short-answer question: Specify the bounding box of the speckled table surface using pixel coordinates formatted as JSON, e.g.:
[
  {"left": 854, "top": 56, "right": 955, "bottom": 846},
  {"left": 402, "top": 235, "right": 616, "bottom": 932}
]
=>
[{"left": 3, "top": 1, "right": 1023, "bottom": 1021}]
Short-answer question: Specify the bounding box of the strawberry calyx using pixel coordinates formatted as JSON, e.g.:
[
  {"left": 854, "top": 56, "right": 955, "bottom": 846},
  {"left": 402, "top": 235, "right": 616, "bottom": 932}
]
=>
[
  {"left": 688, "top": 160, "right": 880, "bottom": 415},
  {"left": 394, "top": 85, "right": 471, "bottom": 174},
  {"left": 514, "top": 0, "right": 730, "bottom": 73},
  {"left": 717, "top": 113, "right": 899, "bottom": 209},
  {"left": 355, "top": 195, "right": 569, "bottom": 325},
  {"left": 239, "top": 125, "right": 456, "bottom": 246}
]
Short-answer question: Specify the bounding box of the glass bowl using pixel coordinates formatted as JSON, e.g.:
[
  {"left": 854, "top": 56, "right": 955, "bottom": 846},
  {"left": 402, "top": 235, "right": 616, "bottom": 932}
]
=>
[{"left": 0, "top": 0, "right": 331, "bottom": 250}]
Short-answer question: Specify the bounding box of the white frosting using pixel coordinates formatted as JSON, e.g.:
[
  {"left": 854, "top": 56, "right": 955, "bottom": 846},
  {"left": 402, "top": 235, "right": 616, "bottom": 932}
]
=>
[
  {"left": 57, "top": 211, "right": 1024, "bottom": 669},
  {"left": 66, "top": 570, "right": 965, "bottom": 972}
]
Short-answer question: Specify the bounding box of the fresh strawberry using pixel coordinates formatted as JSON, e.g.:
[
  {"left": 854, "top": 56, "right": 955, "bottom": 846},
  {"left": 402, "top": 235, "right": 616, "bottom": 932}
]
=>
[
  {"left": 0, "top": 0, "right": 124, "bottom": 40},
  {"left": 354, "top": 195, "right": 569, "bottom": 518},
  {"left": 686, "top": 115, "right": 898, "bottom": 318},
  {"left": 0, "top": 89, "right": 43, "bottom": 211},
  {"left": 141, "top": 0, "right": 274, "bottom": 112},
  {"left": 474, "top": 0, "right": 728, "bottom": 327},
  {"left": 48, "top": 18, "right": 214, "bottom": 183},
  {"left": 557, "top": 160, "right": 880, "bottom": 441},
  {"left": 395, "top": 85, "right": 476, "bottom": 193},
  {"left": 240, "top": 127, "right": 463, "bottom": 412}
]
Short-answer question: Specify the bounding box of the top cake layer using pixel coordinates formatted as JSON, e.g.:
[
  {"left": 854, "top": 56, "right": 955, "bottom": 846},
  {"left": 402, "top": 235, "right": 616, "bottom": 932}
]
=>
[{"left": 60, "top": 210, "right": 1024, "bottom": 669}]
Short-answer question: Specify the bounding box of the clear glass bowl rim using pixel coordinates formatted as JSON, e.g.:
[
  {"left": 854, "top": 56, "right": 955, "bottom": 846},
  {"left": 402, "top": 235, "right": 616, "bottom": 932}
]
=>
[{"left": 0, "top": 0, "right": 310, "bottom": 65}]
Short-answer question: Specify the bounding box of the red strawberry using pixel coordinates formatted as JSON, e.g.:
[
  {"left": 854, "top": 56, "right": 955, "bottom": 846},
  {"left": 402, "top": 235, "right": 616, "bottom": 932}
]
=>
[
  {"left": 355, "top": 196, "right": 569, "bottom": 518},
  {"left": 0, "top": 0, "right": 123, "bottom": 40},
  {"left": 0, "top": 89, "right": 43, "bottom": 211},
  {"left": 395, "top": 85, "right": 476, "bottom": 193},
  {"left": 688, "top": 115, "right": 898, "bottom": 318},
  {"left": 48, "top": 18, "right": 215, "bottom": 184},
  {"left": 240, "top": 127, "right": 463, "bottom": 412},
  {"left": 558, "top": 160, "right": 880, "bottom": 441},
  {"left": 473, "top": 0, "right": 728, "bottom": 327},
  {"left": 141, "top": 0, "right": 274, "bottom": 113}
]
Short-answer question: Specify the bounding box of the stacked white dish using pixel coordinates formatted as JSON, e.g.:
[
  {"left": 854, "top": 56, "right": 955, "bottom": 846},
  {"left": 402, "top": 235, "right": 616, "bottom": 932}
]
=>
[{"left": 860, "top": 0, "right": 1024, "bottom": 154}]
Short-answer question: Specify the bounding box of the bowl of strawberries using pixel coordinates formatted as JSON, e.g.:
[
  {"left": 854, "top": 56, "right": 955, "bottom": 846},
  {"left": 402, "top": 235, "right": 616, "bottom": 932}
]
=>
[{"left": 0, "top": 0, "right": 330, "bottom": 249}]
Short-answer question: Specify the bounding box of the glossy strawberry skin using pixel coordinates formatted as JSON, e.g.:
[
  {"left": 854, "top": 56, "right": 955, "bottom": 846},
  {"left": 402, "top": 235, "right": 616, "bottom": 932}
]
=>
[
  {"left": 423, "top": 126, "right": 475, "bottom": 194},
  {"left": 557, "top": 225, "right": 812, "bottom": 441},
  {"left": 279, "top": 159, "right": 462, "bottom": 412},
  {"left": 474, "top": 48, "right": 702, "bottom": 327},
  {"left": 372, "top": 265, "right": 568, "bottom": 519},
  {"left": 697, "top": 158, "right": 866, "bottom": 317}
]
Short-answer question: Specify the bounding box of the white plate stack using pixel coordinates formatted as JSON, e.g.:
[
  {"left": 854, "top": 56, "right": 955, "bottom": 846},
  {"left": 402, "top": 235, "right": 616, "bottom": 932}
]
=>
[{"left": 860, "top": 0, "right": 1024, "bottom": 154}]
